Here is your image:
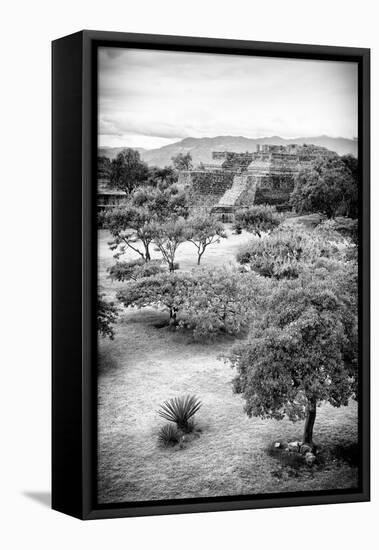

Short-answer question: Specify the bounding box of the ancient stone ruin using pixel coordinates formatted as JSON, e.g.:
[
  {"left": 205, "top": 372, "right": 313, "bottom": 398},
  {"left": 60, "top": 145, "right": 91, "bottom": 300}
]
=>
[{"left": 179, "top": 144, "right": 336, "bottom": 220}]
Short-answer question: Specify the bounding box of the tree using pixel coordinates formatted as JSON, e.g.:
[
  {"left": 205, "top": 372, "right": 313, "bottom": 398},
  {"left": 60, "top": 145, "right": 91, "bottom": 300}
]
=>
[
  {"left": 102, "top": 183, "right": 189, "bottom": 263},
  {"left": 226, "top": 264, "right": 358, "bottom": 445},
  {"left": 171, "top": 152, "right": 193, "bottom": 171},
  {"left": 110, "top": 148, "right": 149, "bottom": 194},
  {"left": 97, "top": 294, "right": 119, "bottom": 339},
  {"left": 340, "top": 154, "right": 359, "bottom": 219},
  {"left": 341, "top": 154, "right": 358, "bottom": 183},
  {"left": 178, "top": 267, "right": 263, "bottom": 340},
  {"left": 131, "top": 184, "right": 188, "bottom": 221},
  {"left": 234, "top": 205, "right": 281, "bottom": 237},
  {"left": 98, "top": 156, "right": 111, "bottom": 179},
  {"left": 146, "top": 166, "right": 177, "bottom": 188},
  {"left": 102, "top": 205, "right": 155, "bottom": 262},
  {"left": 186, "top": 214, "right": 227, "bottom": 265},
  {"left": 117, "top": 272, "right": 191, "bottom": 325},
  {"left": 291, "top": 156, "right": 356, "bottom": 219},
  {"left": 117, "top": 267, "right": 264, "bottom": 339},
  {"left": 151, "top": 218, "right": 187, "bottom": 271}
]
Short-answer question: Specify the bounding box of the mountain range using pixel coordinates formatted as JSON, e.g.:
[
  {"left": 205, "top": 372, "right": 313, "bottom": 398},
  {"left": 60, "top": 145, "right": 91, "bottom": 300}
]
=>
[{"left": 99, "top": 135, "right": 357, "bottom": 167}]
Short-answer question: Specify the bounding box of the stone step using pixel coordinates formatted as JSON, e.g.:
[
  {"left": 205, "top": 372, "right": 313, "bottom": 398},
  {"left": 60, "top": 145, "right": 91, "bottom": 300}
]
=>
[{"left": 217, "top": 175, "right": 250, "bottom": 206}]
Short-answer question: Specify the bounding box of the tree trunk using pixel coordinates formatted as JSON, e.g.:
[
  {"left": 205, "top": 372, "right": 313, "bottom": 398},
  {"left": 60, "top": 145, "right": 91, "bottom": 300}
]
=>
[
  {"left": 169, "top": 307, "right": 177, "bottom": 326},
  {"left": 169, "top": 261, "right": 175, "bottom": 272},
  {"left": 303, "top": 398, "right": 317, "bottom": 445},
  {"left": 144, "top": 245, "right": 151, "bottom": 262}
]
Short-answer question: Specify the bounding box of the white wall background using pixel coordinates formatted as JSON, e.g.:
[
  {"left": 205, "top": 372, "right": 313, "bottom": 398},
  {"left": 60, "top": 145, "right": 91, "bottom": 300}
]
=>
[{"left": 0, "top": 1, "right": 377, "bottom": 548}]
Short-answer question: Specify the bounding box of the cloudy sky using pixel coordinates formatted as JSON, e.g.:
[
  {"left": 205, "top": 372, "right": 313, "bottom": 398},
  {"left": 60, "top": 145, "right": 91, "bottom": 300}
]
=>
[{"left": 98, "top": 47, "right": 358, "bottom": 150}]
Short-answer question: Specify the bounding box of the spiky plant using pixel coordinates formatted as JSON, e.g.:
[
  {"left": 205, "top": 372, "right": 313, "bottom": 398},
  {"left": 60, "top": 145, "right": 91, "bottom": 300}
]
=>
[
  {"left": 158, "top": 395, "right": 202, "bottom": 432},
  {"left": 157, "top": 424, "right": 180, "bottom": 447}
]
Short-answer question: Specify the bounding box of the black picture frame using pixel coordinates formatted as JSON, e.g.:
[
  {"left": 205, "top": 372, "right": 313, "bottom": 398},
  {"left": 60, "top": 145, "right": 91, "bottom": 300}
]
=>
[{"left": 52, "top": 30, "right": 370, "bottom": 520}]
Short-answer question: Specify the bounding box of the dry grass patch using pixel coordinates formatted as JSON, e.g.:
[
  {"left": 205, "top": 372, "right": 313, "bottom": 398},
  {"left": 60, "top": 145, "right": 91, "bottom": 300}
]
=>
[{"left": 97, "top": 227, "right": 358, "bottom": 504}]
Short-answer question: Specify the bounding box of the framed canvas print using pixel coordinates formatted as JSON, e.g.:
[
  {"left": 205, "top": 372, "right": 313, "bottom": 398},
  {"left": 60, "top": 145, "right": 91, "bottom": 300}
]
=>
[{"left": 52, "top": 30, "right": 370, "bottom": 520}]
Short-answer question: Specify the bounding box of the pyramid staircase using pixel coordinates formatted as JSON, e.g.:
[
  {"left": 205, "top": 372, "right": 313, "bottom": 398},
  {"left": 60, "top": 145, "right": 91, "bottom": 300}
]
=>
[
  {"left": 211, "top": 174, "right": 258, "bottom": 220},
  {"left": 217, "top": 175, "right": 247, "bottom": 207}
]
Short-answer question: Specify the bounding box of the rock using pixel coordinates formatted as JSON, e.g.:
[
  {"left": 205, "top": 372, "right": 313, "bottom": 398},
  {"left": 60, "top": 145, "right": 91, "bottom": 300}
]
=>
[
  {"left": 304, "top": 452, "right": 316, "bottom": 466},
  {"left": 274, "top": 442, "right": 281, "bottom": 448},
  {"left": 288, "top": 441, "right": 300, "bottom": 452},
  {"left": 300, "top": 443, "right": 313, "bottom": 455}
]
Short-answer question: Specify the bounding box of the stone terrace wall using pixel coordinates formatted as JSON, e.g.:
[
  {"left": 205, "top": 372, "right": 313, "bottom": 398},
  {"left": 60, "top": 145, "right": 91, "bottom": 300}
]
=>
[{"left": 179, "top": 170, "right": 235, "bottom": 206}]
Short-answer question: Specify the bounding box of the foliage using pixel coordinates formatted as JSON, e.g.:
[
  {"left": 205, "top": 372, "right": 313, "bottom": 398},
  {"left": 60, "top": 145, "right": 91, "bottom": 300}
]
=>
[
  {"left": 177, "top": 267, "right": 263, "bottom": 340},
  {"left": 226, "top": 258, "right": 358, "bottom": 444},
  {"left": 158, "top": 395, "right": 202, "bottom": 432},
  {"left": 236, "top": 226, "right": 344, "bottom": 279},
  {"left": 253, "top": 175, "right": 295, "bottom": 210},
  {"left": 234, "top": 205, "right": 281, "bottom": 237},
  {"left": 291, "top": 156, "right": 357, "bottom": 219},
  {"left": 98, "top": 156, "right": 111, "bottom": 179},
  {"left": 341, "top": 154, "right": 358, "bottom": 184},
  {"left": 131, "top": 183, "right": 189, "bottom": 221},
  {"left": 110, "top": 148, "right": 149, "bottom": 194},
  {"left": 102, "top": 182, "right": 189, "bottom": 263},
  {"left": 108, "top": 259, "right": 165, "bottom": 282},
  {"left": 171, "top": 152, "right": 193, "bottom": 171},
  {"left": 185, "top": 213, "right": 227, "bottom": 264},
  {"left": 97, "top": 294, "right": 119, "bottom": 339},
  {"left": 151, "top": 218, "right": 188, "bottom": 271},
  {"left": 117, "top": 267, "right": 265, "bottom": 339},
  {"left": 333, "top": 217, "right": 358, "bottom": 245},
  {"left": 102, "top": 205, "right": 155, "bottom": 261},
  {"left": 146, "top": 166, "right": 177, "bottom": 188},
  {"left": 117, "top": 271, "right": 190, "bottom": 324},
  {"left": 157, "top": 424, "right": 181, "bottom": 447}
]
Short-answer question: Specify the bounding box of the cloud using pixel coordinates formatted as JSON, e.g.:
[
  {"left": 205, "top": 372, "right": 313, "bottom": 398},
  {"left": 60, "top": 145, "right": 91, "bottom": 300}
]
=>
[{"left": 98, "top": 47, "right": 358, "bottom": 149}]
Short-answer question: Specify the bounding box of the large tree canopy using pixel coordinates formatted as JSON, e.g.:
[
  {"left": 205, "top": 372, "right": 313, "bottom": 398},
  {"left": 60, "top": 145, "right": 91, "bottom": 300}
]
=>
[
  {"left": 117, "top": 267, "right": 265, "bottom": 340},
  {"left": 227, "top": 259, "right": 358, "bottom": 445},
  {"left": 291, "top": 156, "right": 357, "bottom": 219}
]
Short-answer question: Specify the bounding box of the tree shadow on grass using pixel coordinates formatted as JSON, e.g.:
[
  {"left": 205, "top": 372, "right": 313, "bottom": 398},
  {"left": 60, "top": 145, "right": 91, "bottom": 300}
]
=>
[{"left": 98, "top": 349, "right": 120, "bottom": 376}]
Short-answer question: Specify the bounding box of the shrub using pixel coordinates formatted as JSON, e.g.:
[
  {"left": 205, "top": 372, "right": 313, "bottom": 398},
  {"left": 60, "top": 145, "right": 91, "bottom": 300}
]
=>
[
  {"left": 97, "top": 294, "right": 119, "bottom": 339},
  {"left": 233, "top": 205, "right": 281, "bottom": 237},
  {"left": 108, "top": 259, "right": 165, "bottom": 282},
  {"left": 157, "top": 424, "right": 181, "bottom": 447},
  {"left": 158, "top": 395, "right": 202, "bottom": 432},
  {"left": 236, "top": 226, "right": 344, "bottom": 279}
]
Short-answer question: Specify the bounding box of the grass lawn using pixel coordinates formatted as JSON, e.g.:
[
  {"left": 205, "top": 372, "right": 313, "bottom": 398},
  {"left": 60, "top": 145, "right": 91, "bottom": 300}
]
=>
[{"left": 97, "top": 225, "right": 359, "bottom": 504}]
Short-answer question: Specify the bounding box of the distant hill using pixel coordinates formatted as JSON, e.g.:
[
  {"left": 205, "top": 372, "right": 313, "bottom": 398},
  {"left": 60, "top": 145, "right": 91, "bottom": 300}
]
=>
[{"left": 99, "top": 135, "right": 357, "bottom": 167}]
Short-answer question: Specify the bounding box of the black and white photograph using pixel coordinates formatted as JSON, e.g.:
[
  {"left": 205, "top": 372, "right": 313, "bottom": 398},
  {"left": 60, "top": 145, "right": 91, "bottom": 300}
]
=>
[{"left": 96, "top": 46, "right": 361, "bottom": 504}]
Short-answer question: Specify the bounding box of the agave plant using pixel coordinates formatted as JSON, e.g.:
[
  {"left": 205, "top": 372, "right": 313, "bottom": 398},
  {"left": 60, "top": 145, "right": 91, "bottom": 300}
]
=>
[
  {"left": 157, "top": 424, "right": 180, "bottom": 447},
  {"left": 158, "top": 395, "right": 202, "bottom": 432}
]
